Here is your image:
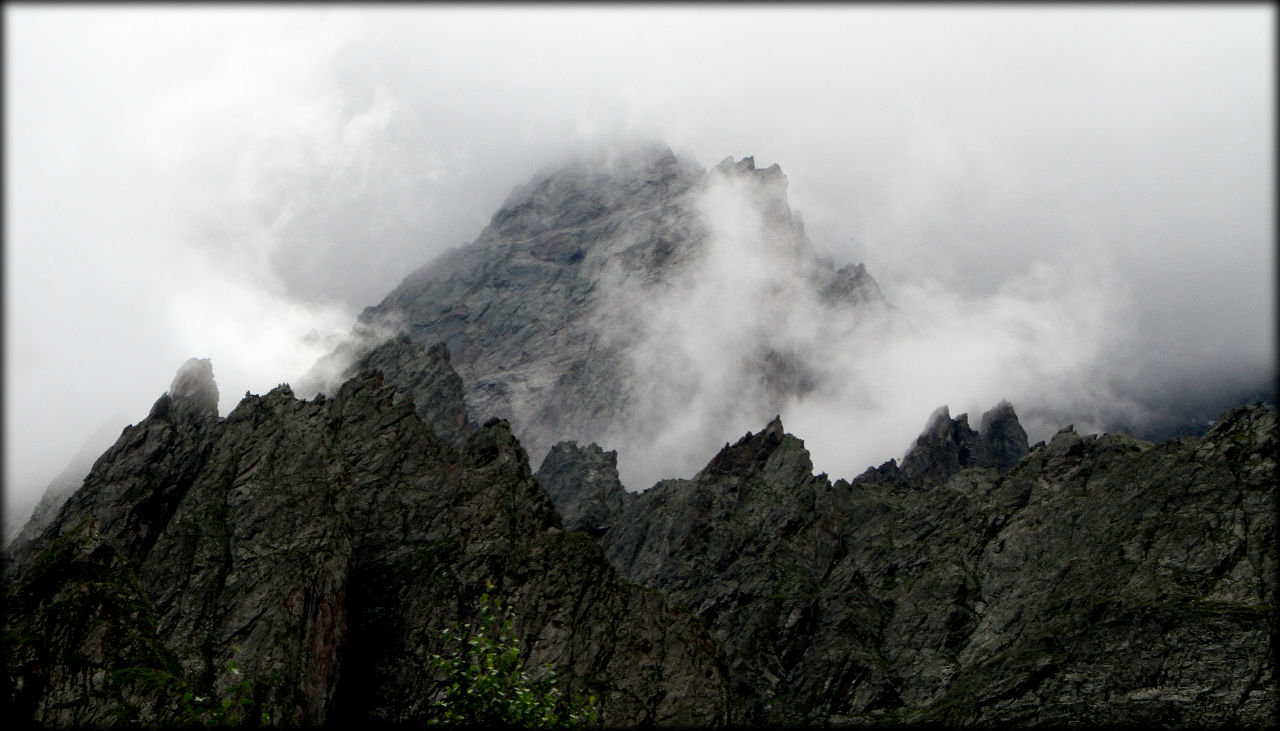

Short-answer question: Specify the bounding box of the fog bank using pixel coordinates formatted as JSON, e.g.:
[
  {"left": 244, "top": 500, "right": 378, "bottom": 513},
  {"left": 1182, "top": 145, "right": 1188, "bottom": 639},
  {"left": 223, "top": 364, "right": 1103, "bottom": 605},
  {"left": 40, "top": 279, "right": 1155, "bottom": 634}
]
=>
[{"left": 6, "top": 6, "right": 1273, "bottom": 527}]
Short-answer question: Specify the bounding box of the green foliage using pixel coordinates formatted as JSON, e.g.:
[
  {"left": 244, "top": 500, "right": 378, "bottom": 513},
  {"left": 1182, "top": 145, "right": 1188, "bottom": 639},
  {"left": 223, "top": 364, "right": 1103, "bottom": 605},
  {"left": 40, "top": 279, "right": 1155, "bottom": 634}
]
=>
[
  {"left": 175, "top": 649, "right": 271, "bottom": 728},
  {"left": 115, "top": 647, "right": 269, "bottom": 727},
  {"left": 429, "top": 583, "right": 598, "bottom": 728}
]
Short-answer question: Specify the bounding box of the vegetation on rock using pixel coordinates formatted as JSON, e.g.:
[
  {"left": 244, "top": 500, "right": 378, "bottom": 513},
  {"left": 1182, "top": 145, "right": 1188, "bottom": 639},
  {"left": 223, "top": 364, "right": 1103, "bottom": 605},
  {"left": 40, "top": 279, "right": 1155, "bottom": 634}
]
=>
[{"left": 430, "top": 583, "right": 597, "bottom": 728}]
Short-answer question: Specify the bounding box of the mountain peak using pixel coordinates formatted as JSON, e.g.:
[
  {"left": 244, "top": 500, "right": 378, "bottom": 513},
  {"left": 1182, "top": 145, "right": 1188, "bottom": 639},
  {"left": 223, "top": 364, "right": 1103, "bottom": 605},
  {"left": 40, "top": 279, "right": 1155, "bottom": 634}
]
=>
[
  {"left": 165, "top": 357, "right": 219, "bottom": 417},
  {"left": 764, "top": 414, "right": 785, "bottom": 438},
  {"left": 900, "top": 400, "right": 1029, "bottom": 485},
  {"left": 362, "top": 144, "right": 887, "bottom": 487},
  {"left": 705, "top": 416, "right": 792, "bottom": 477},
  {"left": 487, "top": 141, "right": 701, "bottom": 238},
  {"left": 978, "top": 400, "right": 1030, "bottom": 471},
  {"left": 712, "top": 154, "right": 787, "bottom": 186}
]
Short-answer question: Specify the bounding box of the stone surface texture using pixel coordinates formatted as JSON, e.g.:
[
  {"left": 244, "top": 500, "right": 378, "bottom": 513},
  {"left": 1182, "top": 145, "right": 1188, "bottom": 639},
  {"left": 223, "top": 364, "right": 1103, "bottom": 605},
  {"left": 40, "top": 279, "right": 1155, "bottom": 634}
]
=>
[
  {"left": 6, "top": 361, "right": 737, "bottom": 727},
  {"left": 6, "top": 146, "right": 1274, "bottom": 728},
  {"left": 537, "top": 404, "right": 1276, "bottom": 726}
]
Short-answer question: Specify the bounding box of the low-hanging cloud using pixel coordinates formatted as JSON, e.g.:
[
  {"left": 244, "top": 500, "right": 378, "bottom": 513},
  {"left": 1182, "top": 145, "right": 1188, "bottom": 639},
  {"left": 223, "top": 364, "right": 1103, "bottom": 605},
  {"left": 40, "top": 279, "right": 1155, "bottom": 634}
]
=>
[
  {"left": 792, "top": 260, "right": 1141, "bottom": 479},
  {"left": 6, "top": 6, "right": 1273, "bottom": 531},
  {"left": 585, "top": 167, "right": 1145, "bottom": 488}
]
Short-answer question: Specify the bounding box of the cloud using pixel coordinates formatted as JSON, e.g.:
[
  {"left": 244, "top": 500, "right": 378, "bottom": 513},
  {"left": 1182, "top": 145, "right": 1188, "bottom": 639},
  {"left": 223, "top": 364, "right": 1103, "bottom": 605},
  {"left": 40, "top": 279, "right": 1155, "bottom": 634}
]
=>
[
  {"left": 794, "top": 258, "right": 1141, "bottom": 477},
  {"left": 5, "top": 6, "right": 1273, "bottom": 527},
  {"left": 586, "top": 166, "right": 1144, "bottom": 488},
  {"left": 587, "top": 169, "right": 832, "bottom": 484},
  {"left": 4, "top": 8, "right": 377, "bottom": 527}
]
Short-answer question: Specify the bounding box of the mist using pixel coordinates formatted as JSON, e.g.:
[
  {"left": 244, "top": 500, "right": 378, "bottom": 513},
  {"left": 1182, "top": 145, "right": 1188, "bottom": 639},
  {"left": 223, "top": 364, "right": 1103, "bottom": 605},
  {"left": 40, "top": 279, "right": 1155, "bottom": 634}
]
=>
[
  {"left": 583, "top": 165, "right": 1144, "bottom": 489},
  {"left": 6, "top": 7, "right": 1273, "bottom": 530}
]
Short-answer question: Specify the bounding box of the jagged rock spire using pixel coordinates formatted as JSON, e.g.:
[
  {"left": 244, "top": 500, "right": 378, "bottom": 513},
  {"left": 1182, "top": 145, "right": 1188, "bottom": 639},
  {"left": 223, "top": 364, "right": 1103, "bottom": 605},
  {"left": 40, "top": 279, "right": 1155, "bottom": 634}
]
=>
[
  {"left": 978, "top": 399, "right": 1030, "bottom": 472},
  {"left": 899, "top": 401, "right": 1030, "bottom": 486},
  {"left": 162, "top": 355, "right": 220, "bottom": 414}
]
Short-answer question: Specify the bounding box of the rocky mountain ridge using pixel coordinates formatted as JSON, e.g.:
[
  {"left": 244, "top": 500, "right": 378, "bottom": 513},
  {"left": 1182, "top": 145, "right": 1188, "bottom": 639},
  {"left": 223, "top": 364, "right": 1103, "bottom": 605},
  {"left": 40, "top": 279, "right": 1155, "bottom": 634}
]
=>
[
  {"left": 6, "top": 143, "right": 1275, "bottom": 728},
  {"left": 5, "top": 354, "right": 736, "bottom": 726},
  {"left": 538, "top": 402, "right": 1276, "bottom": 725},
  {"left": 7, "top": 346, "right": 1273, "bottom": 726}
]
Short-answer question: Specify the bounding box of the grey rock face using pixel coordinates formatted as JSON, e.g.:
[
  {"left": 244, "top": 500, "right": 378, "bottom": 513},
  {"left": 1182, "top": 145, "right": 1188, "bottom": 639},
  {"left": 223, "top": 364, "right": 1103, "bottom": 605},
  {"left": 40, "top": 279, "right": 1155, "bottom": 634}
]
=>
[
  {"left": 540, "top": 403, "right": 1276, "bottom": 726},
  {"left": 9, "top": 367, "right": 226, "bottom": 572},
  {"left": 6, "top": 359, "right": 738, "bottom": 727},
  {"left": 536, "top": 442, "right": 633, "bottom": 537},
  {"left": 363, "top": 144, "right": 701, "bottom": 446},
  {"left": 4, "top": 520, "right": 190, "bottom": 727},
  {"left": 977, "top": 399, "right": 1029, "bottom": 472},
  {"left": 901, "top": 404, "right": 1277, "bottom": 726},
  {"left": 899, "top": 401, "right": 1030, "bottom": 486},
  {"left": 167, "top": 357, "right": 219, "bottom": 417},
  {"left": 298, "top": 331, "right": 473, "bottom": 449},
  {"left": 5, "top": 363, "right": 218, "bottom": 551},
  {"left": 9, "top": 139, "right": 1272, "bottom": 728},
  {"left": 6, "top": 420, "right": 124, "bottom": 551},
  {"left": 539, "top": 415, "right": 888, "bottom": 724}
]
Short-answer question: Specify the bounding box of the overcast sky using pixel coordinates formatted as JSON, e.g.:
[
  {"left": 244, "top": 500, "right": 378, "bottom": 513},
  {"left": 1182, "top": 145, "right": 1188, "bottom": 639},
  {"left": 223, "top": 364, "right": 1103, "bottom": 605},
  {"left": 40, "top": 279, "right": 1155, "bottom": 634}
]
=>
[{"left": 5, "top": 6, "right": 1274, "bottom": 522}]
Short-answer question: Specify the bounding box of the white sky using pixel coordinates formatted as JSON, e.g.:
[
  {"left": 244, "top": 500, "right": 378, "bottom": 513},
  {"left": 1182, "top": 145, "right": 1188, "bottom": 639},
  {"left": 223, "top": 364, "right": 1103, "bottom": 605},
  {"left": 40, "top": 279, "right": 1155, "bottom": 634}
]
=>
[{"left": 5, "top": 6, "right": 1275, "bottom": 519}]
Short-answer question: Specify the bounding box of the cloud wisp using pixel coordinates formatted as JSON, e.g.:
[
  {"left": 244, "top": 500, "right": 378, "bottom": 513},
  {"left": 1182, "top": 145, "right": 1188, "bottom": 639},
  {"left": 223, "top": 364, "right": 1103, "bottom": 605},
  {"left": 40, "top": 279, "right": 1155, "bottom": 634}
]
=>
[
  {"left": 5, "top": 6, "right": 1273, "bottom": 530},
  {"left": 586, "top": 165, "right": 1143, "bottom": 489}
]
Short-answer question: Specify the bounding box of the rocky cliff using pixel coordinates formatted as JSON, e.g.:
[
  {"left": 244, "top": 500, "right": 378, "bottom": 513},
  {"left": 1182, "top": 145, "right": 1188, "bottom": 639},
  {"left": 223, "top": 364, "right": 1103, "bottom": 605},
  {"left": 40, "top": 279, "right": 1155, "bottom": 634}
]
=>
[
  {"left": 6, "top": 143, "right": 1275, "bottom": 729},
  {"left": 5, "top": 357, "right": 737, "bottom": 726},
  {"left": 298, "top": 332, "right": 474, "bottom": 450},
  {"left": 8, "top": 355, "right": 1273, "bottom": 727},
  {"left": 349, "top": 142, "right": 891, "bottom": 481},
  {"left": 536, "top": 403, "right": 1276, "bottom": 726}
]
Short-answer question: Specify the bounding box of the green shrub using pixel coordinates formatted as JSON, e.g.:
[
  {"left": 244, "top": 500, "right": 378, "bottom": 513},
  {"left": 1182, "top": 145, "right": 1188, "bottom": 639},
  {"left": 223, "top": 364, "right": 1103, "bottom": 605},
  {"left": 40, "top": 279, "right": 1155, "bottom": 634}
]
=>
[
  {"left": 177, "top": 649, "right": 270, "bottom": 727},
  {"left": 429, "top": 584, "right": 597, "bottom": 728}
]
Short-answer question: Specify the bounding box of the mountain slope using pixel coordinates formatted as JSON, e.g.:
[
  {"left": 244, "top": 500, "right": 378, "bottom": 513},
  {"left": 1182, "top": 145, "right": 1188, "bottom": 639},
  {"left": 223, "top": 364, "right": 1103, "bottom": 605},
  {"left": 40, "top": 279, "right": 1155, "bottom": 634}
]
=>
[
  {"left": 5, "top": 356, "right": 737, "bottom": 726},
  {"left": 537, "top": 404, "right": 1276, "bottom": 725},
  {"left": 7, "top": 144, "right": 1274, "bottom": 729},
  {"left": 345, "top": 142, "right": 890, "bottom": 483}
]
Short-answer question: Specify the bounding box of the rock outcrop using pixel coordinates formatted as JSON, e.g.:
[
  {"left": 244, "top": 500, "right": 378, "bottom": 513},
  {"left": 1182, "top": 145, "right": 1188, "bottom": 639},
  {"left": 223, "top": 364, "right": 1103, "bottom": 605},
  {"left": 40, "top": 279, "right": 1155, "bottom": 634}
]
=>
[
  {"left": 6, "top": 419, "right": 124, "bottom": 552},
  {"left": 4, "top": 519, "right": 189, "bottom": 727},
  {"left": 5, "top": 359, "right": 738, "bottom": 726},
  {"left": 11, "top": 353, "right": 1272, "bottom": 728},
  {"left": 536, "top": 442, "right": 632, "bottom": 538},
  {"left": 898, "top": 401, "right": 1030, "bottom": 486},
  {"left": 166, "top": 357, "right": 220, "bottom": 417},
  {"left": 537, "top": 404, "right": 1276, "bottom": 726},
  {"left": 298, "top": 332, "right": 473, "bottom": 449},
  {"left": 542, "top": 416, "right": 885, "bottom": 723}
]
